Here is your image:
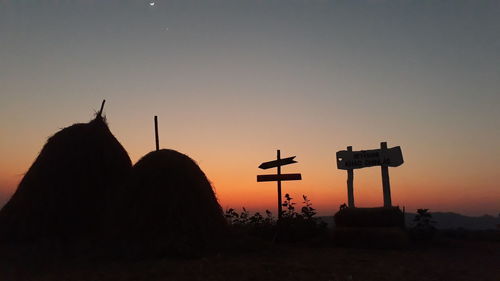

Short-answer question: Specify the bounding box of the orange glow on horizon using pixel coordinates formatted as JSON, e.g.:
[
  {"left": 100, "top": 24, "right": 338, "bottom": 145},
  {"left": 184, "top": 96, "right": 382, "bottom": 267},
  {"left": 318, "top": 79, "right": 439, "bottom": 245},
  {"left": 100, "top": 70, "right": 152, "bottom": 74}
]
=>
[{"left": 1, "top": 144, "right": 499, "bottom": 217}]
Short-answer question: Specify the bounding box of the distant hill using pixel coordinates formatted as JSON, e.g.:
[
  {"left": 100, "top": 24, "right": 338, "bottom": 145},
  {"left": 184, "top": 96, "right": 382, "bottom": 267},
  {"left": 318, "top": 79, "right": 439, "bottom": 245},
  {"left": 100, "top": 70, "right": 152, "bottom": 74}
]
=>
[
  {"left": 319, "top": 212, "right": 500, "bottom": 230},
  {"left": 405, "top": 212, "right": 500, "bottom": 230}
]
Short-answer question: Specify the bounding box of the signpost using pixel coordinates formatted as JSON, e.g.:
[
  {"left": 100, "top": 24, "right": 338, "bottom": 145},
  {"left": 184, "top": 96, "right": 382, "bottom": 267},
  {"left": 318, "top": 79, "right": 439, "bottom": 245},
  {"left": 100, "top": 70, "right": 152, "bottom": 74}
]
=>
[
  {"left": 257, "top": 150, "right": 302, "bottom": 220},
  {"left": 336, "top": 146, "right": 403, "bottom": 170},
  {"left": 336, "top": 142, "right": 404, "bottom": 208}
]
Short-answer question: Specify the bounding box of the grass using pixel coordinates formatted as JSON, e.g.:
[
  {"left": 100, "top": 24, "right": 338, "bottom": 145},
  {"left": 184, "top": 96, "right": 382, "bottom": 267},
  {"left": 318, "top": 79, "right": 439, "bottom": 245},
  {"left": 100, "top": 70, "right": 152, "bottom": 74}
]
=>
[
  {"left": 2, "top": 195, "right": 498, "bottom": 280},
  {"left": 1, "top": 235, "right": 499, "bottom": 281}
]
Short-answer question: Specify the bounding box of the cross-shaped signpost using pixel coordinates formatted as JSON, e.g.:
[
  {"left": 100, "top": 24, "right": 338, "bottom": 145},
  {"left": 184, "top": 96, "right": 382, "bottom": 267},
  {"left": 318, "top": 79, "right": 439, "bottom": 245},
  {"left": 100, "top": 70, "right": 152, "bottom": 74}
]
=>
[{"left": 257, "top": 150, "right": 302, "bottom": 220}]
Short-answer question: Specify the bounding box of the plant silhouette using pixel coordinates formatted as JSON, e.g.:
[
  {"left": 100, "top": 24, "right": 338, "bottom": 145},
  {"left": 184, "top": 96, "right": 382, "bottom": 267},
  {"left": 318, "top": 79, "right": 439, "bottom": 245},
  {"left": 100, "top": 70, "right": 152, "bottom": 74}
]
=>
[
  {"left": 411, "top": 208, "right": 437, "bottom": 241},
  {"left": 226, "top": 194, "right": 326, "bottom": 242}
]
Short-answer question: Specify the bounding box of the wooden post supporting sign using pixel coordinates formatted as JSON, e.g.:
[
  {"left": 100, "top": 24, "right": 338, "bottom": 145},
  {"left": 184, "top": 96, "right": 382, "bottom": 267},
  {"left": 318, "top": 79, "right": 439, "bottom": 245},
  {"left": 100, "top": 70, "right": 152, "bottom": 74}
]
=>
[
  {"left": 347, "top": 146, "right": 355, "bottom": 208},
  {"left": 380, "top": 142, "right": 392, "bottom": 207},
  {"left": 276, "top": 150, "right": 282, "bottom": 219}
]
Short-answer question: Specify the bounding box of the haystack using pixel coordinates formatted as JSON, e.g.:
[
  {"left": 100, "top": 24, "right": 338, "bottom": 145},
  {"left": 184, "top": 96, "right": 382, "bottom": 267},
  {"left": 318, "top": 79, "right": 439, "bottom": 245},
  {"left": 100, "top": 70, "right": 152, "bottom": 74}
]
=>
[
  {"left": 118, "top": 149, "right": 226, "bottom": 256},
  {"left": 0, "top": 115, "right": 132, "bottom": 243}
]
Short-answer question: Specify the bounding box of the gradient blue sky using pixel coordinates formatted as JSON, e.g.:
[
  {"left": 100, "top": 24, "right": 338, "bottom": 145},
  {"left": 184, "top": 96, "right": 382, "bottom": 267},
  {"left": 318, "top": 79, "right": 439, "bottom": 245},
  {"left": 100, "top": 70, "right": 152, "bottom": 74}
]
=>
[{"left": 1, "top": 0, "right": 499, "bottom": 216}]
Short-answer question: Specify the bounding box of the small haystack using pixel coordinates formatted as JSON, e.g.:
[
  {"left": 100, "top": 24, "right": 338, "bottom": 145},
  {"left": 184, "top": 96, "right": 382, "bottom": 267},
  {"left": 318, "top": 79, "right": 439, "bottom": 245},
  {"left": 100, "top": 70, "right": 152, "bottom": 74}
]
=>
[
  {"left": 0, "top": 114, "right": 132, "bottom": 243},
  {"left": 119, "top": 149, "right": 226, "bottom": 256}
]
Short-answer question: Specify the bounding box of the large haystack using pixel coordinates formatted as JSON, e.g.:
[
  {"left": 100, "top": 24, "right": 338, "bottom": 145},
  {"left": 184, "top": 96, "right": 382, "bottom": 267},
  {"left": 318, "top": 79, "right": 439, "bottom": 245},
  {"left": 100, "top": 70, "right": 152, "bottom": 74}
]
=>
[
  {"left": 118, "top": 149, "right": 226, "bottom": 256},
  {"left": 0, "top": 115, "right": 132, "bottom": 243}
]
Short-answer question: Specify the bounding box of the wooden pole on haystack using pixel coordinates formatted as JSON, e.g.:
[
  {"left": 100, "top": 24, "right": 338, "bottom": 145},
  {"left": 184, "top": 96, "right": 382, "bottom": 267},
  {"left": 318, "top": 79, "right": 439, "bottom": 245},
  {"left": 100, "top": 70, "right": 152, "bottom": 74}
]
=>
[
  {"left": 98, "top": 100, "right": 106, "bottom": 117},
  {"left": 154, "top": 116, "right": 160, "bottom": 151}
]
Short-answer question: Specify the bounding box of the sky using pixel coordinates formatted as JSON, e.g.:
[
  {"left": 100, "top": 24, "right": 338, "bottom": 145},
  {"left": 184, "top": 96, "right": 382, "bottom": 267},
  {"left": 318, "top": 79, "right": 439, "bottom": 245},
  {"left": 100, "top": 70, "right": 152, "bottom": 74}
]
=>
[{"left": 0, "top": 0, "right": 499, "bottom": 216}]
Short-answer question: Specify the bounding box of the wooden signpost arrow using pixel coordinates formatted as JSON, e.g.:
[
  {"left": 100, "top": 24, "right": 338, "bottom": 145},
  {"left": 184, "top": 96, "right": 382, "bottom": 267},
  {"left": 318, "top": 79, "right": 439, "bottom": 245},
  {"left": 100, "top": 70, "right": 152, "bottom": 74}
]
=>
[
  {"left": 257, "top": 150, "right": 302, "bottom": 220},
  {"left": 258, "top": 156, "right": 297, "bottom": 169}
]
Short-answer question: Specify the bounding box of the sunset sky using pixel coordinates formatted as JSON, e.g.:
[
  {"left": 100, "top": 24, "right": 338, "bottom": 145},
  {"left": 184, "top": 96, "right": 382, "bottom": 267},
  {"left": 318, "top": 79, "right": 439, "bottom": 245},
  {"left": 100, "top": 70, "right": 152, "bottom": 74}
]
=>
[{"left": 0, "top": 0, "right": 498, "bottom": 216}]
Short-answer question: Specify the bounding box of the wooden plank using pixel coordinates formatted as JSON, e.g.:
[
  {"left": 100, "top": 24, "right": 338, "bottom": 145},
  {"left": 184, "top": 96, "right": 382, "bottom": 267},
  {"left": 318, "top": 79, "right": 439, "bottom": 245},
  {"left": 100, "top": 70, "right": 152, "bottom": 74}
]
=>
[
  {"left": 258, "top": 156, "right": 297, "bottom": 169},
  {"left": 336, "top": 146, "right": 404, "bottom": 170},
  {"left": 257, "top": 173, "right": 302, "bottom": 182}
]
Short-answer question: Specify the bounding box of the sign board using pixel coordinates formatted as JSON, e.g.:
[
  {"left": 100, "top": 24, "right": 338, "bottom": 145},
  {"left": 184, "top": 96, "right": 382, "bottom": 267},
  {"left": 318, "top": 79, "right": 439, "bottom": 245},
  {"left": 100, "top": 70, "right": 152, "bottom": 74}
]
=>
[
  {"left": 258, "top": 156, "right": 297, "bottom": 169},
  {"left": 257, "top": 173, "right": 302, "bottom": 182},
  {"left": 336, "top": 146, "right": 403, "bottom": 170}
]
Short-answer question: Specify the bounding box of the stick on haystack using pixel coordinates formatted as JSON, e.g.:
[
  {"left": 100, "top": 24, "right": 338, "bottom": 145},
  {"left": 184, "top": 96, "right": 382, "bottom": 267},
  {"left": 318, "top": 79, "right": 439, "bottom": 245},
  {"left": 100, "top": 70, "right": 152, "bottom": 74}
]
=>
[
  {"left": 98, "top": 99, "right": 106, "bottom": 117},
  {"left": 113, "top": 117, "right": 226, "bottom": 257},
  {"left": 154, "top": 115, "right": 159, "bottom": 151}
]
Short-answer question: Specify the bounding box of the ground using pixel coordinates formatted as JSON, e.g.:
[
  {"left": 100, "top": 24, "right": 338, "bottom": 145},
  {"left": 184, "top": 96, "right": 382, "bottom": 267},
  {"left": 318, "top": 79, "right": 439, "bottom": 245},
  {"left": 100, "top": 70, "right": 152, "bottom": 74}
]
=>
[{"left": 1, "top": 239, "right": 499, "bottom": 281}]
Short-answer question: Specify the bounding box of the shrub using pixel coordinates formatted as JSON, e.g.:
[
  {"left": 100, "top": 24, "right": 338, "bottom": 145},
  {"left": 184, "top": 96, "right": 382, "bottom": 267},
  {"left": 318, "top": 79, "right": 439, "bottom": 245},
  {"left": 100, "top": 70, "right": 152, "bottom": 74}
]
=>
[
  {"left": 225, "top": 194, "right": 327, "bottom": 242},
  {"left": 410, "top": 208, "right": 437, "bottom": 241}
]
